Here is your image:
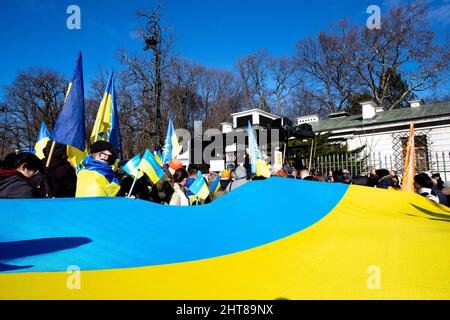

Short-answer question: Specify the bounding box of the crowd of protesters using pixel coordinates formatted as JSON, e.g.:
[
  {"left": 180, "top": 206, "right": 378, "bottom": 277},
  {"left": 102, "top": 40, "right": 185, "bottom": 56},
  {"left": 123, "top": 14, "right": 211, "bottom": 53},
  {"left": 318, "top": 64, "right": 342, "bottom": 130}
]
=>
[
  {"left": 273, "top": 162, "right": 449, "bottom": 206},
  {"left": 1, "top": 142, "right": 449, "bottom": 207}
]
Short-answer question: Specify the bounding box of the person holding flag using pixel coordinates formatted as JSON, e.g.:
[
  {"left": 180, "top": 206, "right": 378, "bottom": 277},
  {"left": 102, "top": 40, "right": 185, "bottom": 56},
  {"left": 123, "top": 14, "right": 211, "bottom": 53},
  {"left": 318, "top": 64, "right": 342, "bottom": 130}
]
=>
[
  {"left": 34, "top": 122, "right": 50, "bottom": 160},
  {"left": 90, "top": 71, "right": 123, "bottom": 164},
  {"left": 187, "top": 170, "right": 210, "bottom": 205},
  {"left": 75, "top": 141, "right": 120, "bottom": 197},
  {"left": 50, "top": 52, "right": 86, "bottom": 168}
]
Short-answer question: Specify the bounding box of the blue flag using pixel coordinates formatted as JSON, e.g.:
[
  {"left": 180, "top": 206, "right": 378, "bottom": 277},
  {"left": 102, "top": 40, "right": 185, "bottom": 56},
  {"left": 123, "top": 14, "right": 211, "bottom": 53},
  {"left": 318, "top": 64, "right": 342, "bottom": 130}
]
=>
[
  {"left": 51, "top": 52, "right": 86, "bottom": 166},
  {"left": 161, "top": 118, "right": 181, "bottom": 165}
]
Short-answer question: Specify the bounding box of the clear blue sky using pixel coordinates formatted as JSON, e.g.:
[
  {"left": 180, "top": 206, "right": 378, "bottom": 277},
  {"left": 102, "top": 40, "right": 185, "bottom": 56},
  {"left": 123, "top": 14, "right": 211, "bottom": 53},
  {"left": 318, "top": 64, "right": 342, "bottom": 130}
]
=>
[{"left": 0, "top": 0, "right": 448, "bottom": 98}]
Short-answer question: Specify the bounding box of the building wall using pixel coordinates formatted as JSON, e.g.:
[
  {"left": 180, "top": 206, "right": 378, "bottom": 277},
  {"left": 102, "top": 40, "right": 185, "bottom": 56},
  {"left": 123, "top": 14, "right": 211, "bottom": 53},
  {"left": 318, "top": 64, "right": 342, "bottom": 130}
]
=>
[{"left": 343, "top": 123, "right": 450, "bottom": 177}]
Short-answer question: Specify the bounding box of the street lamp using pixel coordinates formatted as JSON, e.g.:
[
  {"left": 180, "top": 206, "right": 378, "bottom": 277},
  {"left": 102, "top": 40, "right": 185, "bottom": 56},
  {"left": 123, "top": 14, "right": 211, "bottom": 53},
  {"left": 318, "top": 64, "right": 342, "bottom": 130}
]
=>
[{"left": 143, "top": 19, "right": 162, "bottom": 151}]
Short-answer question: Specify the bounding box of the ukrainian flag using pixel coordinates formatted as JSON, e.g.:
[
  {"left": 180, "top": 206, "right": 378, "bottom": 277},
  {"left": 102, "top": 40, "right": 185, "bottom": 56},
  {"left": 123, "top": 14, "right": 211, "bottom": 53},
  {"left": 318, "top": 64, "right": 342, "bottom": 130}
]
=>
[
  {"left": 51, "top": 52, "right": 86, "bottom": 167},
  {"left": 123, "top": 154, "right": 144, "bottom": 179},
  {"left": 76, "top": 155, "right": 121, "bottom": 197},
  {"left": 188, "top": 170, "right": 210, "bottom": 200},
  {"left": 90, "top": 71, "right": 123, "bottom": 160},
  {"left": 154, "top": 150, "right": 162, "bottom": 167},
  {"left": 248, "top": 121, "right": 271, "bottom": 178},
  {"left": 209, "top": 175, "right": 220, "bottom": 195},
  {"left": 402, "top": 123, "right": 415, "bottom": 193},
  {"left": 161, "top": 118, "right": 181, "bottom": 165},
  {"left": 138, "top": 149, "right": 164, "bottom": 184},
  {"left": 34, "top": 122, "right": 50, "bottom": 160}
]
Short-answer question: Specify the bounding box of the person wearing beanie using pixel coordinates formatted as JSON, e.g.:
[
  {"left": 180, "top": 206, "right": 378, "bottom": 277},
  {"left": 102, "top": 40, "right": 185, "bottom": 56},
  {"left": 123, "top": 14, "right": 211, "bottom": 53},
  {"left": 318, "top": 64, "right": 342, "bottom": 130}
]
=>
[
  {"left": 75, "top": 141, "right": 120, "bottom": 197},
  {"left": 168, "top": 159, "right": 183, "bottom": 175}
]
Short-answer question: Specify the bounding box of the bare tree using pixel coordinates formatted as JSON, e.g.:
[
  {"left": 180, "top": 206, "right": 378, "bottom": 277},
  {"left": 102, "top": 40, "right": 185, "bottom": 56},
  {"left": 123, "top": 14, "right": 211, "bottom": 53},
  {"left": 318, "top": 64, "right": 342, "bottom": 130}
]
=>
[
  {"left": 295, "top": 23, "right": 359, "bottom": 114},
  {"left": 337, "top": 1, "right": 449, "bottom": 109},
  {"left": 2, "top": 68, "right": 67, "bottom": 151},
  {"left": 269, "top": 56, "right": 301, "bottom": 115},
  {"left": 236, "top": 49, "right": 272, "bottom": 112}
]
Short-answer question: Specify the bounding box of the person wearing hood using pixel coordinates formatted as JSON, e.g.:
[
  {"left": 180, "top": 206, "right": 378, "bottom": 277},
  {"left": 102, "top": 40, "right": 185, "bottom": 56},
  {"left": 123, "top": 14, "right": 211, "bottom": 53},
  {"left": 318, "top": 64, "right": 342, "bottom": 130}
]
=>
[
  {"left": 0, "top": 152, "right": 44, "bottom": 199},
  {"left": 75, "top": 141, "right": 120, "bottom": 197}
]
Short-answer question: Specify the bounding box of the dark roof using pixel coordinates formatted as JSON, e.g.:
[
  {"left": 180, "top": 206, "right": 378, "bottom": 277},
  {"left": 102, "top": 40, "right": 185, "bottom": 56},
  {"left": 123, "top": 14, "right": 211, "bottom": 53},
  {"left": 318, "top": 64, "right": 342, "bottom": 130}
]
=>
[{"left": 311, "top": 101, "right": 450, "bottom": 132}]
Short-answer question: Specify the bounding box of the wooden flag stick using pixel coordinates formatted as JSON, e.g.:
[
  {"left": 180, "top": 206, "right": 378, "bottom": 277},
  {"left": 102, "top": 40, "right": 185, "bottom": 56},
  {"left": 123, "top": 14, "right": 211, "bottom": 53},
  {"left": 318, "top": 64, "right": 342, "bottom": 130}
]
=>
[
  {"left": 308, "top": 138, "right": 314, "bottom": 172},
  {"left": 45, "top": 141, "right": 56, "bottom": 169}
]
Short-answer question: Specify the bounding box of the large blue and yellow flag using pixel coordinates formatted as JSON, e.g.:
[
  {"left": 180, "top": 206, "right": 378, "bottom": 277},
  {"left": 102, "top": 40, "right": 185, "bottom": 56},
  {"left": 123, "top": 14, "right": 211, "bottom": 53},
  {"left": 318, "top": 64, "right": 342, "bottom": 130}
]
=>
[
  {"left": 138, "top": 149, "right": 164, "bottom": 184},
  {"left": 90, "top": 71, "right": 123, "bottom": 159},
  {"left": 34, "top": 122, "right": 50, "bottom": 160},
  {"left": 123, "top": 154, "right": 144, "bottom": 179},
  {"left": 75, "top": 155, "right": 121, "bottom": 197},
  {"left": 51, "top": 52, "right": 86, "bottom": 167},
  {"left": 188, "top": 170, "right": 210, "bottom": 200},
  {"left": 161, "top": 118, "right": 181, "bottom": 165},
  {"left": 248, "top": 121, "right": 271, "bottom": 178}
]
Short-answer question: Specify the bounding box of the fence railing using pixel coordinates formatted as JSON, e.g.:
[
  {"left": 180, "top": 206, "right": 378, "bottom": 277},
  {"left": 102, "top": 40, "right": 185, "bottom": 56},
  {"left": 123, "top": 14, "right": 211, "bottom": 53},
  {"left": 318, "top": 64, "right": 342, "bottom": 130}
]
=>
[{"left": 300, "top": 151, "right": 450, "bottom": 181}]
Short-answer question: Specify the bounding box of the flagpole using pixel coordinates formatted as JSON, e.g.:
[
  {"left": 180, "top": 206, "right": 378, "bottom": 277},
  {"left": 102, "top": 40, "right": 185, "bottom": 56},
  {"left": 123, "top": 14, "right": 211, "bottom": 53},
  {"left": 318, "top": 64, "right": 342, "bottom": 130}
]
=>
[
  {"left": 128, "top": 169, "right": 141, "bottom": 198},
  {"left": 308, "top": 138, "right": 314, "bottom": 172},
  {"left": 45, "top": 141, "right": 56, "bottom": 170}
]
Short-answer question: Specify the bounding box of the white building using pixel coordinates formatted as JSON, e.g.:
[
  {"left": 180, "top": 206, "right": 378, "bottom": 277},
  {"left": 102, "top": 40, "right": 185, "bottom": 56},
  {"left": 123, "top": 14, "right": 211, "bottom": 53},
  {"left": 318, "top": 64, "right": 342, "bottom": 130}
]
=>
[{"left": 307, "top": 100, "right": 450, "bottom": 179}]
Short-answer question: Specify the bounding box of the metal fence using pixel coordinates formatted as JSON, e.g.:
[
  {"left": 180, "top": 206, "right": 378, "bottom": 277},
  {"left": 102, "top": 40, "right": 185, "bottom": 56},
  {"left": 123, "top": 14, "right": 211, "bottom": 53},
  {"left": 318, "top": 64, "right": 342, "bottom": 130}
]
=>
[{"left": 305, "top": 151, "right": 450, "bottom": 181}]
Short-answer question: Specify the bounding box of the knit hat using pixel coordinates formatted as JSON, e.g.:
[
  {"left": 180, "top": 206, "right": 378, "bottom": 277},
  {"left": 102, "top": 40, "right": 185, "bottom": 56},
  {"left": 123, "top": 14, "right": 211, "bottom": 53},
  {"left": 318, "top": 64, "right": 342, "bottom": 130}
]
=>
[
  {"left": 90, "top": 141, "right": 118, "bottom": 165},
  {"left": 90, "top": 141, "right": 117, "bottom": 155},
  {"left": 169, "top": 159, "right": 183, "bottom": 171}
]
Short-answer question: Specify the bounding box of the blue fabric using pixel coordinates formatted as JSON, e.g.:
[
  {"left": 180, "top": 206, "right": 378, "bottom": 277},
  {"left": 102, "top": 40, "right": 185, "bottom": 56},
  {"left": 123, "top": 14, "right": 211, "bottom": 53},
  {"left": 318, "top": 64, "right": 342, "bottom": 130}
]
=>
[
  {"left": 80, "top": 155, "right": 119, "bottom": 185},
  {"left": 0, "top": 177, "right": 349, "bottom": 273},
  {"left": 50, "top": 52, "right": 86, "bottom": 151},
  {"left": 186, "top": 177, "right": 196, "bottom": 196}
]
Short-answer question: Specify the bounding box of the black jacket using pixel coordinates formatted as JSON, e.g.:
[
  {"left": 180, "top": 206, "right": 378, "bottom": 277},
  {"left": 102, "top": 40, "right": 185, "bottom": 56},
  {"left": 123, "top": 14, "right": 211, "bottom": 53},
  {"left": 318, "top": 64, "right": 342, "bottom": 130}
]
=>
[
  {"left": 0, "top": 170, "right": 35, "bottom": 199},
  {"left": 43, "top": 157, "right": 77, "bottom": 198}
]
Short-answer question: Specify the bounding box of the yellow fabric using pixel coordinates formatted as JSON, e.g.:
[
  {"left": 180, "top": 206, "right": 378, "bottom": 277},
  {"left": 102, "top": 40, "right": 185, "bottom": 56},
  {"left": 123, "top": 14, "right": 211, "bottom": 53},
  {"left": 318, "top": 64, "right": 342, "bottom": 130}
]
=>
[
  {"left": 91, "top": 92, "right": 113, "bottom": 144},
  {"left": 2, "top": 185, "right": 450, "bottom": 299},
  {"left": 67, "top": 146, "right": 87, "bottom": 168},
  {"left": 34, "top": 137, "right": 50, "bottom": 160},
  {"left": 138, "top": 159, "right": 160, "bottom": 184},
  {"left": 75, "top": 169, "right": 120, "bottom": 197},
  {"left": 256, "top": 159, "right": 271, "bottom": 178}
]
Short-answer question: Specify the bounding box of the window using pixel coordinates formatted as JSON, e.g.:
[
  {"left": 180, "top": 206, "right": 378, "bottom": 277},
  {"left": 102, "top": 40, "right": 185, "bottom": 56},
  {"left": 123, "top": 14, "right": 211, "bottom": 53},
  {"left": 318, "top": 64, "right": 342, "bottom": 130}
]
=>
[{"left": 401, "top": 135, "right": 429, "bottom": 172}]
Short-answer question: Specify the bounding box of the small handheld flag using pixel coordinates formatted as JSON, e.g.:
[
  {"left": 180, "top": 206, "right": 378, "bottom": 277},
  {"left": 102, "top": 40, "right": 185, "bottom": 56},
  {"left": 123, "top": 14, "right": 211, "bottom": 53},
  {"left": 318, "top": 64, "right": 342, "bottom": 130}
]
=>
[
  {"left": 138, "top": 149, "right": 164, "bottom": 184},
  {"left": 209, "top": 175, "right": 220, "bottom": 195},
  {"left": 154, "top": 150, "right": 162, "bottom": 167},
  {"left": 188, "top": 170, "right": 210, "bottom": 200},
  {"left": 123, "top": 154, "right": 143, "bottom": 179}
]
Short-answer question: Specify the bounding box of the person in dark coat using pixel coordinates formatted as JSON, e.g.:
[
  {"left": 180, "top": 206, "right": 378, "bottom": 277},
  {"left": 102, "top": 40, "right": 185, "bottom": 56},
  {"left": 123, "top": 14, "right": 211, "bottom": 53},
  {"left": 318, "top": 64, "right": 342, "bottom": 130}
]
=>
[
  {"left": 0, "top": 152, "right": 45, "bottom": 199},
  {"left": 42, "top": 141, "right": 77, "bottom": 197}
]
